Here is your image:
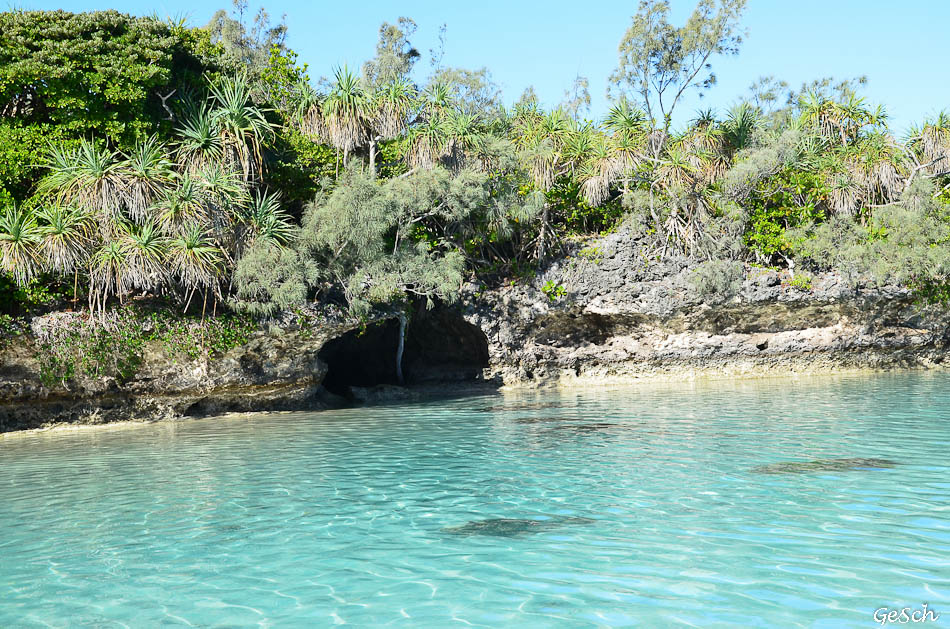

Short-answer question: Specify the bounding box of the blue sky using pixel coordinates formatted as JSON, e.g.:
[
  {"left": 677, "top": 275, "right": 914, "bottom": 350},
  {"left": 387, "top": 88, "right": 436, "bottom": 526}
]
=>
[{"left": 14, "top": 0, "right": 950, "bottom": 134}]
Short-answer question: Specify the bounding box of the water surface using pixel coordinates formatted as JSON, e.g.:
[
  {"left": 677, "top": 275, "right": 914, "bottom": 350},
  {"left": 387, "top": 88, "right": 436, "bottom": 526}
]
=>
[{"left": 2, "top": 373, "right": 949, "bottom": 627}]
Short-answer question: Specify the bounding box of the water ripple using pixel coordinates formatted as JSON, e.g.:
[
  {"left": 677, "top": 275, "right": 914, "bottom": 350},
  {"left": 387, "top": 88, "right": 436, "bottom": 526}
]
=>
[{"left": 1, "top": 372, "right": 949, "bottom": 626}]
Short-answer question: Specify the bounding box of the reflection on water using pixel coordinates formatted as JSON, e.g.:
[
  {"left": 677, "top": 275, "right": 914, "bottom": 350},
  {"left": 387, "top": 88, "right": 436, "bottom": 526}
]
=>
[{"left": 1, "top": 372, "right": 949, "bottom": 627}]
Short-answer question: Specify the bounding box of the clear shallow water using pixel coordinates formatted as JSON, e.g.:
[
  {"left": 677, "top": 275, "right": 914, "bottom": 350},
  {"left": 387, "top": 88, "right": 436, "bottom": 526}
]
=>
[{"left": 1, "top": 373, "right": 949, "bottom": 628}]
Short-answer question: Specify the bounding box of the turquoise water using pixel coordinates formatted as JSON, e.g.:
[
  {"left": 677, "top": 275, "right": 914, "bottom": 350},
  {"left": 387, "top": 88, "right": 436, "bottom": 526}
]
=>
[{"left": 1, "top": 373, "right": 949, "bottom": 627}]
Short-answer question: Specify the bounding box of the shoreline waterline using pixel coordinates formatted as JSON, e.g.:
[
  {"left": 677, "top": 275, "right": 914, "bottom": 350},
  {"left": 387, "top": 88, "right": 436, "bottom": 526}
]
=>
[{"left": 3, "top": 365, "right": 944, "bottom": 439}]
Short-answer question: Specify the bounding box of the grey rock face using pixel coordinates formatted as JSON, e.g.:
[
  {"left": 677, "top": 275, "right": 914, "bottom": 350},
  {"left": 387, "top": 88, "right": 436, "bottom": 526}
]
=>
[
  {"left": 0, "top": 322, "right": 349, "bottom": 432},
  {"left": 462, "top": 227, "right": 950, "bottom": 386}
]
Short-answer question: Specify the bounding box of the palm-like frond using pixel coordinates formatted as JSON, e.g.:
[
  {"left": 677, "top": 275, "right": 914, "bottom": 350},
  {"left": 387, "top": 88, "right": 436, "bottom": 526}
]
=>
[
  {"left": 295, "top": 78, "right": 326, "bottom": 140},
  {"left": 323, "top": 66, "right": 369, "bottom": 158},
  {"left": 117, "top": 220, "right": 168, "bottom": 292},
  {"left": 0, "top": 204, "right": 42, "bottom": 285},
  {"left": 37, "top": 205, "right": 94, "bottom": 275},
  {"left": 90, "top": 240, "right": 128, "bottom": 309},
  {"left": 407, "top": 116, "right": 448, "bottom": 171},
  {"left": 37, "top": 139, "right": 123, "bottom": 232},
  {"left": 209, "top": 74, "right": 276, "bottom": 183},
  {"left": 241, "top": 190, "right": 295, "bottom": 246},
  {"left": 373, "top": 77, "right": 416, "bottom": 140},
  {"left": 169, "top": 223, "right": 223, "bottom": 291},
  {"left": 176, "top": 102, "right": 223, "bottom": 172},
  {"left": 119, "top": 135, "right": 173, "bottom": 221}
]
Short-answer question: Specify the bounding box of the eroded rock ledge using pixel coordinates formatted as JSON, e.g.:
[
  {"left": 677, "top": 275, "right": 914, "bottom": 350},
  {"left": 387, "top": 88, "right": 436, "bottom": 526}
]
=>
[
  {"left": 3, "top": 227, "right": 949, "bottom": 432},
  {"left": 461, "top": 228, "right": 950, "bottom": 386},
  {"left": 0, "top": 322, "right": 348, "bottom": 432}
]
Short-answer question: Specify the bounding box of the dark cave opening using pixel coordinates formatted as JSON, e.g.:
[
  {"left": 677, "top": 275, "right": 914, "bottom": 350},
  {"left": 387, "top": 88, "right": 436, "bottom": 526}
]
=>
[{"left": 317, "top": 309, "right": 491, "bottom": 397}]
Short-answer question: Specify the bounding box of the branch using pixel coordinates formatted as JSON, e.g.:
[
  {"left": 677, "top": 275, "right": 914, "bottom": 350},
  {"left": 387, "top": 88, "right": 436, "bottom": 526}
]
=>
[{"left": 156, "top": 90, "right": 177, "bottom": 121}]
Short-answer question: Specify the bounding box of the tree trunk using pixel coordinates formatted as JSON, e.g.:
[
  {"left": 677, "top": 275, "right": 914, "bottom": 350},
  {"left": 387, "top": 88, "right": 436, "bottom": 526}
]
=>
[
  {"left": 395, "top": 312, "right": 407, "bottom": 386},
  {"left": 538, "top": 203, "right": 550, "bottom": 261},
  {"left": 369, "top": 139, "right": 377, "bottom": 178}
]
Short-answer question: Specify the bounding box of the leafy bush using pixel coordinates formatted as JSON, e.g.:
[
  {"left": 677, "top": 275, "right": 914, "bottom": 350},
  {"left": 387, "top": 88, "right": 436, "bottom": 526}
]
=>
[{"left": 689, "top": 259, "right": 745, "bottom": 301}]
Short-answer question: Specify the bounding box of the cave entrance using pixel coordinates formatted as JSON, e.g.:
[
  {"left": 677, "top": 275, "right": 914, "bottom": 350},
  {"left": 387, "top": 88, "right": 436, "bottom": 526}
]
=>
[{"left": 317, "top": 309, "right": 490, "bottom": 397}]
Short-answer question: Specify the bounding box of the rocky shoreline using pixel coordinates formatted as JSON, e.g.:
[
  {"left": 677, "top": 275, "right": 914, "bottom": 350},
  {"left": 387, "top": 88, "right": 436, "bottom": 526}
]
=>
[{"left": 2, "top": 228, "right": 948, "bottom": 433}]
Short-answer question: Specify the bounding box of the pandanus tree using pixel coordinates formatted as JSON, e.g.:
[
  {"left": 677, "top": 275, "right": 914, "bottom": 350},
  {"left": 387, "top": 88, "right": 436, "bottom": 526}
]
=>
[
  {"left": 511, "top": 106, "right": 572, "bottom": 259},
  {"left": 0, "top": 204, "right": 42, "bottom": 286},
  {"left": 37, "top": 205, "right": 94, "bottom": 302},
  {"left": 581, "top": 99, "right": 649, "bottom": 206},
  {"left": 176, "top": 102, "right": 224, "bottom": 174},
  {"left": 367, "top": 77, "right": 416, "bottom": 175},
  {"left": 208, "top": 75, "right": 276, "bottom": 183},
  {"left": 169, "top": 224, "right": 224, "bottom": 314},
  {"left": 117, "top": 220, "right": 168, "bottom": 296},
  {"left": 119, "top": 135, "right": 174, "bottom": 221},
  {"left": 908, "top": 113, "right": 950, "bottom": 191},
  {"left": 37, "top": 139, "right": 124, "bottom": 237},
  {"left": 322, "top": 66, "right": 370, "bottom": 172}
]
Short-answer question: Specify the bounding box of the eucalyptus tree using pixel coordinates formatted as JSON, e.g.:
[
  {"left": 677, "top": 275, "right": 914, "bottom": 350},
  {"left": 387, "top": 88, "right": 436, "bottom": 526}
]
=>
[
  {"left": 206, "top": 0, "right": 288, "bottom": 73},
  {"left": 561, "top": 75, "right": 592, "bottom": 122},
  {"left": 610, "top": 0, "right": 748, "bottom": 132},
  {"left": 361, "top": 17, "right": 420, "bottom": 87}
]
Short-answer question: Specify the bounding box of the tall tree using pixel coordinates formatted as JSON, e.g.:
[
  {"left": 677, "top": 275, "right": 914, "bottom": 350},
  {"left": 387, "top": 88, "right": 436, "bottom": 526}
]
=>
[
  {"left": 362, "top": 18, "right": 420, "bottom": 87},
  {"left": 610, "top": 0, "right": 748, "bottom": 132},
  {"left": 206, "top": 0, "right": 287, "bottom": 73},
  {"left": 561, "top": 75, "right": 591, "bottom": 121}
]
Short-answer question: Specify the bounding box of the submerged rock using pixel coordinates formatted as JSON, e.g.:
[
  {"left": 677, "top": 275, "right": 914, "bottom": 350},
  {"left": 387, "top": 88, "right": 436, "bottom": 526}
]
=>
[
  {"left": 752, "top": 457, "right": 898, "bottom": 475},
  {"left": 442, "top": 516, "right": 595, "bottom": 537}
]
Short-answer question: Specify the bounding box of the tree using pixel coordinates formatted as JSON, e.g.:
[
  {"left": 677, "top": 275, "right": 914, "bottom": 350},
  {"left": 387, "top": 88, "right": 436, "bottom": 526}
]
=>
[
  {"left": 206, "top": 0, "right": 287, "bottom": 74},
  {"left": 322, "top": 66, "right": 370, "bottom": 170},
  {"left": 610, "top": 0, "right": 748, "bottom": 132},
  {"left": 0, "top": 204, "right": 42, "bottom": 285},
  {"left": 561, "top": 75, "right": 591, "bottom": 121},
  {"left": 208, "top": 74, "right": 276, "bottom": 183},
  {"left": 0, "top": 10, "right": 223, "bottom": 199},
  {"left": 362, "top": 18, "right": 420, "bottom": 87}
]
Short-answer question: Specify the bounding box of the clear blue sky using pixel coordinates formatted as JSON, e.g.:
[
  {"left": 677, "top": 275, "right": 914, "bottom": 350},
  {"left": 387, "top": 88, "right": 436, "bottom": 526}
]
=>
[{"left": 13, "top": 0, "right": 950, "bottom": 134}]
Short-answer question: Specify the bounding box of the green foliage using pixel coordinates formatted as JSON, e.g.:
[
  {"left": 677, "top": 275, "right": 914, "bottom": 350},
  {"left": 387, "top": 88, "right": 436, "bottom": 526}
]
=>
[
  {"left": 232, "top": 241, "right": 317, "bottom": 315},
  {"left": 541, "top": 280, "right": 567, "bottom": 302},
  {"left": 35, "top": 307, "right": 257, "bottom": 387},
  {"left": 788, "top": 272, "right": 813, "bottom": 291},
  {"left": 791, "top": 179, "right": 950, "bottom": 286},
  {"left": 745, "top": 169, "right": 827, "bottom": 262},
  {"left": 610, "top": 0, "right": 748, "bottom": 130},
  {"left": 689, "top": 259, "right": 745, "bottom": 301},
  {"left": 0, "top": 10, "right": 226, "bottom": 198},
  {"left": 547, "top": 177, "right": 624, "bottom": 234},
  {"left": 264, "top": 127, "right": 336, "bottom": 207}
]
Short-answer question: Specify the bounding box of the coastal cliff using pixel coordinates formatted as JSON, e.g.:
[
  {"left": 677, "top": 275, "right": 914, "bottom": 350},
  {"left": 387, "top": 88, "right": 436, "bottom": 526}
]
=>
[
  {"left": 2, "top": 227, "right": 949, "bottom": 432},
  {"left": 464, "top": 227, "right": 950, "bottom": 385}
]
